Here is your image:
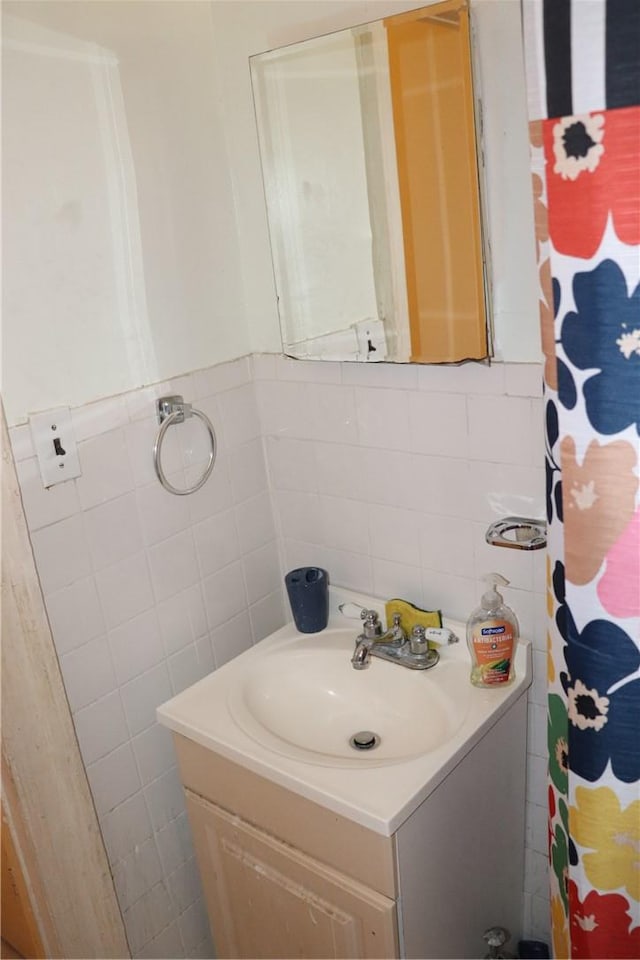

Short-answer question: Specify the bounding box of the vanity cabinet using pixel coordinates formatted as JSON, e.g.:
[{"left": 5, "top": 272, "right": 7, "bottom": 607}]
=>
[
  {"left": 175, "top": 734, "right": 399, "bottom": 959},
  {"left": 186, "top": 792, "right": 397, "bottom": 959}
]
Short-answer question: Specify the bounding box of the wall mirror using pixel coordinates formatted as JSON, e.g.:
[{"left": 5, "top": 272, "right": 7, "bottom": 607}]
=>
[{"left": 250, "top": 0, "right": 492, "bottom": 365}]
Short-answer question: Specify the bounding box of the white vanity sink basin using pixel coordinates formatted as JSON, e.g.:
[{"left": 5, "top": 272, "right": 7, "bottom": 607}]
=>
[
  {"left": 228, "top": 630, "right": 469, "bottom": 765},
  {"left": 158, "top": 587, "right": 532, "bottom": 835}
]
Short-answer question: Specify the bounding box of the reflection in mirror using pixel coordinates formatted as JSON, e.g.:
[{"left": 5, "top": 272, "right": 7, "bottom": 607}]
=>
[{"left": 251, "top": 0, "right": 490, "bottom": 365}]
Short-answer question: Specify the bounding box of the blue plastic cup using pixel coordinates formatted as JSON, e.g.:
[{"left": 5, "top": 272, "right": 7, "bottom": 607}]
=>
[{"left": 285, "top": 567, "right": 329, "bottom": 633}]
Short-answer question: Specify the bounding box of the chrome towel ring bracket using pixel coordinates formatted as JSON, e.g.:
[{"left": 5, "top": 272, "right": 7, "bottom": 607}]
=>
[{"left": 153, "top": 395, "right": 217, "bottom": 496}]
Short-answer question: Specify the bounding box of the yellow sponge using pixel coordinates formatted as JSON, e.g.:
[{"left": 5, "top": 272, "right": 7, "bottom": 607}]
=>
[{"left": 385, "top": 598, "right": 442, "bottom": 635}]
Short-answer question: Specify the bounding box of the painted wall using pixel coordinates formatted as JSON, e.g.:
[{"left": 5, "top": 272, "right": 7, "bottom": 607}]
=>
[
  {"left": 2, "top": 0, "right": 539, "bottom": 428},
  {"left": 2, "top": 1, "right": 250, "bottom": 426}
]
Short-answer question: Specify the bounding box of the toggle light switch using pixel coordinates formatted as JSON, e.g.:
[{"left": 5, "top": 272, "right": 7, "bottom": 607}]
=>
[{"left": 29, "top": 407, "right": 82, "bottom": 488}]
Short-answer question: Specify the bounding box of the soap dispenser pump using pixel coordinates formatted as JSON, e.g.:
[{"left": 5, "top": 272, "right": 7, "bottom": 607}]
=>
[{"left": 467, "top": 574, "right": 519, "bottom": 687}]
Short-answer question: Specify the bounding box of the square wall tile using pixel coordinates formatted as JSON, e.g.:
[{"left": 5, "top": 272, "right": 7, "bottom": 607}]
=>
[
  {"left": 211, "top": 611, "right": 253, "bottom": 668},
  {"left": 202, "top": 561, "right": 248, "bottom": 631},
  {"left": 360, "top": 448, "right": 414, "bottom": 509},
  {"left": 254, "top": 380, "right": 307, "bottom": 437},
  {"left": 318, "top": 495, "right": 369, "bottom": 556},
  {"left": 156, "top": 585, "right": 208, "bottom": 657},
  {"left": 147, "top": 531, "right": 199, "bottom": 601},
  {"left": 235, "top": 492, "right": 277, "bottom": 555},
  {"left": 371, "top": 558, "right": 423, "bottom": 606},
  {"left": 368, "top": 504, "right": 420, "bottom": 567},
  {"left": 30, "top": 514, "right": 92, "bottom": 595},
  {"left": 464, "top": 461, "right": 545, "bottom": 524},
  {"left": 249, "top": 590, "right": 286, "bottom": 644},
  {"left": 193, "top": 509, "right": 240, "bottom": 578},
  {"left": 305, "top": 383, "right": 358, "bottom": 444},
  {"left": 87, "top": 742, "right": 142, "bottom": 817},
  {"left": 504, "top": 362, "right": 543, "bottom": 397},
  {"left": 416, "top": 361, "right": 505, "bottom": 395},
  {"left": 108, "top": 609, "right": 165, "bottom": 686},
  {"left": 136, "top": 480, "right": 191, "bottom": 548},
  {"left": 60, "top": 636, "right": 117, "bottom": 712},
  {"left": 173, "top": 407, "right": 220, "bottom": 471},
  {"left": 84, "top": 493, "right": 143, "bottom": 571},
  {"left": 186, "top": 449, "right": 233, "bottom": 523},
  {"left": 168, "top": 640, "right": 214, "bottom": 696},
  {"left": 355, "top": 387, "right": 410, "bottom": 450},
  {"left": 166, "top": 857, "right": 202, "bottom": 914},
  {"left": 177, "top": 899, "right": 211, "bottom": 958},
  {"left": 243, "top": 541, "right": 281, "bottom": 605},
  {"left": 15, "top": 457, "right": 80, "bottom": 531},
  {"left": 95, "top": 552, "right": 155, "bottom": 630},
  {"left": 265, "top": 436, "right": 318, "bottom": 493},
  {"left": 408, "top": 392, "right": 468, "bottom": 459},
  {"left": 228, "top": 439, "right": 268, "bottom": 504},
  {"left": 420, "top": 569, "right": 477, "bottom": 623},
  {"left": 342, "top": 361, "right": 418, "bottom": 391},
  {"left": 45, "top": 576, "right": 105, "bottom": 655},
  {"left": 320, "top": 546, "right": 372, "bottom": 595},
  {"left": 218, "top": 384, "right": 260, "bottom": 447},
  {"left": 313, "top": 442, "right": 366, "bottom": 502},
  {"left": 250, "top": 353, "right": 278, "bottom": 381},
  {"left": 73, "top": 691, "right": 129, "bottom": 765},
  {"left": 9, "top": 423, "right": 35, "bottom": 461},
  {"left": 112, "top": 836, "right": 164, "bottom": 912},
  {"left": 100, "top": 791, "right": 153, "bottom": 865},
  {"left": 274, "top": 489, "right": 322, "bottom": 543},
  {"left": 404, "top": 455, "right": 473, "bottom": 518},
  {"left": 132, "top": 723, "right": 176, "bottom": 786},
  {"left": 136, "top": 919, "right": 185, "bottom": 960},
  {"left": 467, "top": 396, "right": 534, "bottom": 466},
  {"left": 121, "top": 663, "right": 173, "bottom": 737},
  {"left": 76, "top": 429, "right": 135, "bottom": 510},
  {"left": 418, "top": 515, "right": 475, "bottom": 578},
  {"left": 122, "top": 881, "right": 176, "bottom": 956},
  {"left": 126, "top": 418, "right": 179, "bottom": 489},
  {"left": 144, "top": 768, "right": 186, "bottom": 832},
  {"left": 155, "top": 813, "right": 194, "bottom": 877}
]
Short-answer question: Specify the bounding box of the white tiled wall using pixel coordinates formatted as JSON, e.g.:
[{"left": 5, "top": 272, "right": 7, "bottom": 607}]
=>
[
  {"left": 254, "top": 352, "right": 551, "bottom": 946},
  {"left": 11, "top": 356, "right": 285, "bottom": 959},
  {"left": 11, "top": 352, "right": 551, "bottom": 955}
]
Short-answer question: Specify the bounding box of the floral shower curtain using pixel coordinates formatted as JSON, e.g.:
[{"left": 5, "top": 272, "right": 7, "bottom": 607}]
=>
[{"left": 522, "top": 0, "right": 639, "bottom": 957}]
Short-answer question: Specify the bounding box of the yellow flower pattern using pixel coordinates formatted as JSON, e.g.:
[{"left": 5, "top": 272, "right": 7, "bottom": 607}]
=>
[
  {"left": 551, "top": 894, "right": 570, "bottom": 960},
  {"left": 570, "top": 787, "right": 640, "bottom": 899}
]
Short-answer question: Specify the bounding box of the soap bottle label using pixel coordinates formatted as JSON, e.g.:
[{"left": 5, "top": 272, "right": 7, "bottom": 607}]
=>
[{"left": 471, "top": 619, "right": 514, "bottom": 685}]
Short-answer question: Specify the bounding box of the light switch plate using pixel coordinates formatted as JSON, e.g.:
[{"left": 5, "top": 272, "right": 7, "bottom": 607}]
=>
[{"left": 29, "top": 407, "right": 82, "bottom": 487}]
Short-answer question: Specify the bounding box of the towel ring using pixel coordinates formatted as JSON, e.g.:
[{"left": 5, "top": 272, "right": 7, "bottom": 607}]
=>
[{"left": 153, "top": 395, "right": 216, "bottom": 496}]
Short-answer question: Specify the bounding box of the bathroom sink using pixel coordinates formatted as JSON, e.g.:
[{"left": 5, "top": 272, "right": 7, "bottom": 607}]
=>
[
  {"left": 157, "top": 586, "right": 532, "bottom": 835},
  {"left": 228, "top": 630, "right": 469, "bottom": 765}
]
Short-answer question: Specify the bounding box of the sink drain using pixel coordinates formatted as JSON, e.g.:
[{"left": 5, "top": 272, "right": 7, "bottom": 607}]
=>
[{"left": 349, "top": 731, "right": 381, "bottom": 751}]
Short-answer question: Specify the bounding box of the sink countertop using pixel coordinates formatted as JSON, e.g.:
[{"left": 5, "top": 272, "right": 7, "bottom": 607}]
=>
[{"left": 157, "top": 587, "right": 532, "bottom": 836}]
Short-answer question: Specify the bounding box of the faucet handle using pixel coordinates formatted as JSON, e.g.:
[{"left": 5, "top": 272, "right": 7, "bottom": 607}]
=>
[
  {"left": 360, "top": 609, "right": 382, "bottom": 639},
  {"left": 410, "top": 624, "right": 428, "bottom": 655}
]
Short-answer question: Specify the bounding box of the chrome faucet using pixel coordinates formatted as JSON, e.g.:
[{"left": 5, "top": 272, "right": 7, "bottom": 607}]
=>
[{"left": 351, "top": 609, "right": 441, "bottom": 671}]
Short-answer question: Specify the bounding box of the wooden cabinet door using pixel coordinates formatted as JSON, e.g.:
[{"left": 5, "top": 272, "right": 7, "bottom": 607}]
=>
[{"left": 185, "top": 790, "right": 399, "bottom": 960}]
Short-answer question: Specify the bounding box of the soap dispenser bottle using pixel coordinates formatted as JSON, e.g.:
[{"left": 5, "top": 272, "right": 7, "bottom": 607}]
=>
[{"left": 467, "top": 574, "right": 518, "bottom": 687}]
